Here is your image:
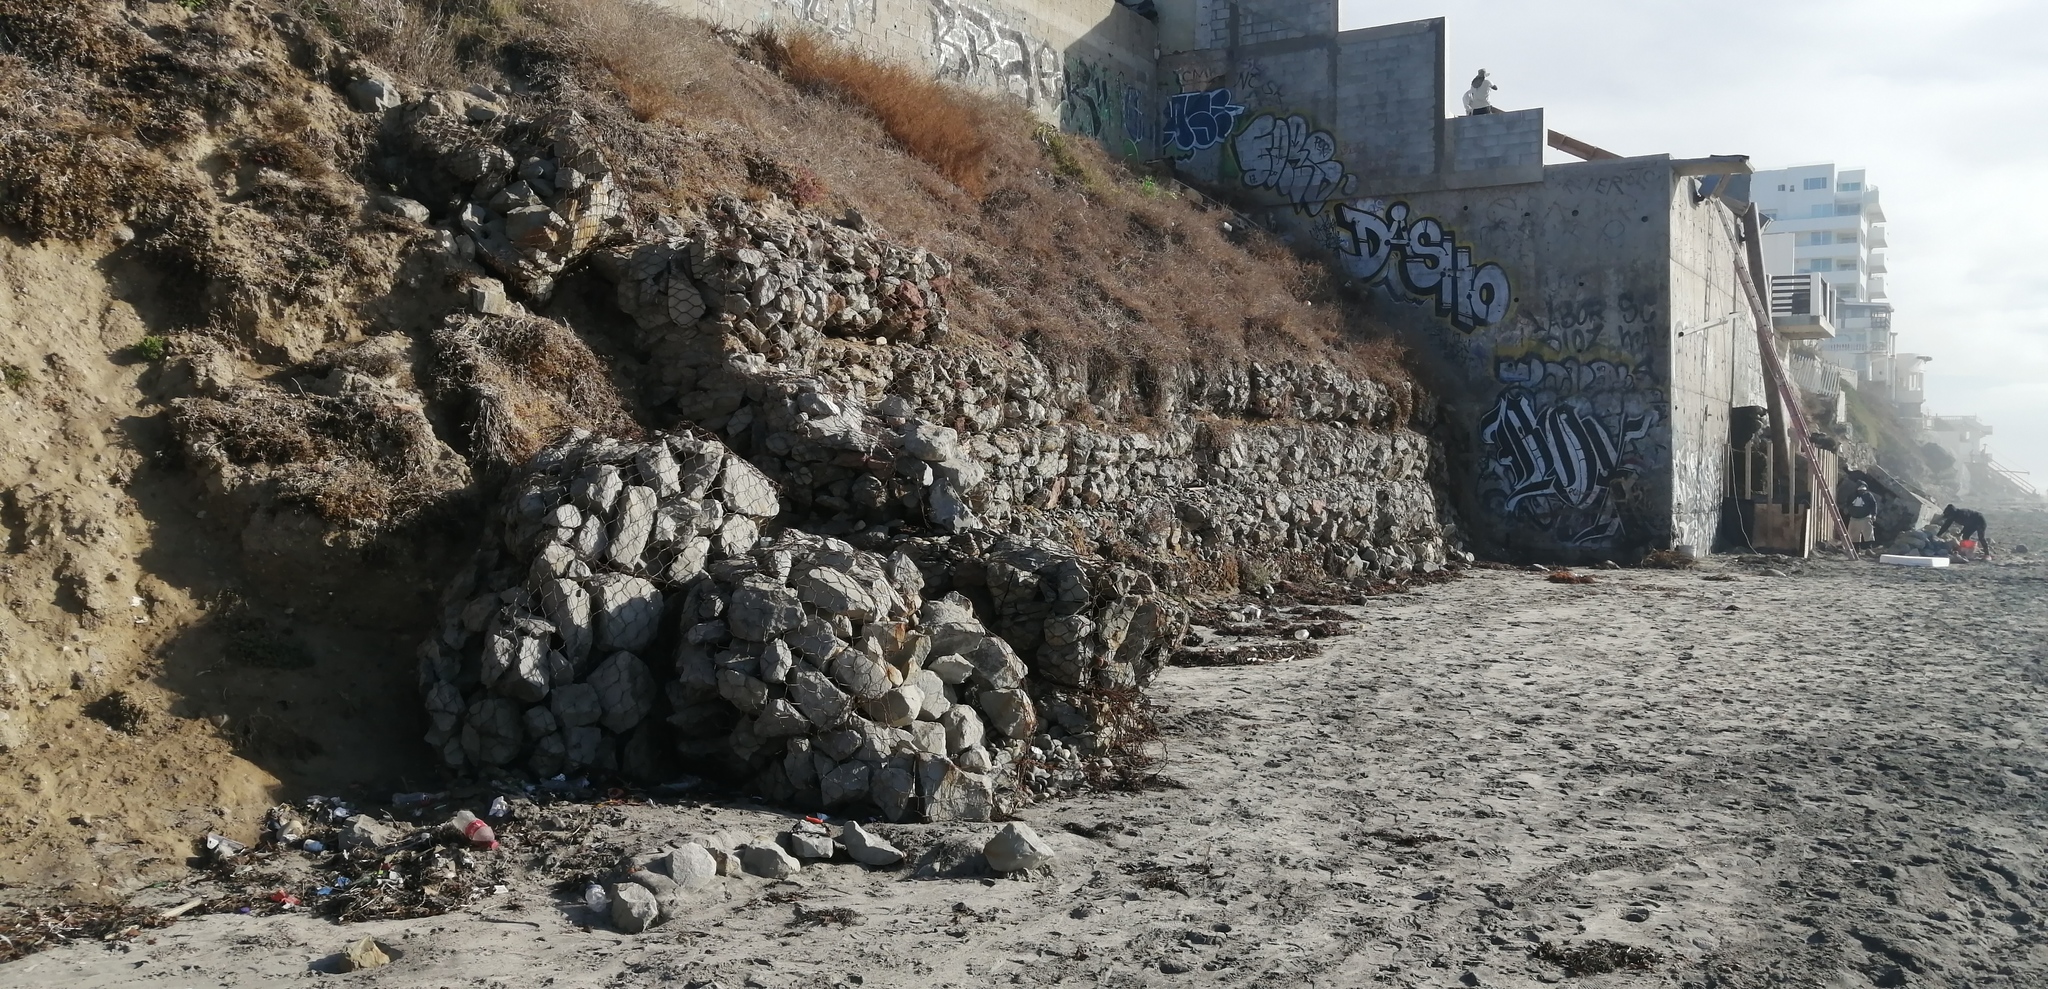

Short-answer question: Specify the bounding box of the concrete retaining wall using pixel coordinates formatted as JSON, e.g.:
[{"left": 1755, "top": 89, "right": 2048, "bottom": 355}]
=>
[{"left": 652, "top": 0, "right": 1161, "bottom": 157}]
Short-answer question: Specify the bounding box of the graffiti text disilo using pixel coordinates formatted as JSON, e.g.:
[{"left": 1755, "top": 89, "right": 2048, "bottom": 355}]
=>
[{"left": 1333, "top": 201, "right": 1512, "bottom": 331}]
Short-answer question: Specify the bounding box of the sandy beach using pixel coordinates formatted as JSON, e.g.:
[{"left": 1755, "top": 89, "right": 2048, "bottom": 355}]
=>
[{"left": 7, "top": 552, "right": 2045, "bottom": 989}]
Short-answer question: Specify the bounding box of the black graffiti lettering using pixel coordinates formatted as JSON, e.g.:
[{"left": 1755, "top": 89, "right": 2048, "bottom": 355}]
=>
[{"left": 1478, "top": 383, "right": 1658, "bottom": 548}]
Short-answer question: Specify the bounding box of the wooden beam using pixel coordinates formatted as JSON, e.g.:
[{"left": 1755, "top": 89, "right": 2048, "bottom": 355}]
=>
[{"left": 1547, "top": 130, "right": 1622, "bottom": 161}]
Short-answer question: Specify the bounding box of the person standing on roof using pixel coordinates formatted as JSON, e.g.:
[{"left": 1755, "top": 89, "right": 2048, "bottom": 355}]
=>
[{"left": 1464, "top": 70, "right": 1499, "bottom": 115}]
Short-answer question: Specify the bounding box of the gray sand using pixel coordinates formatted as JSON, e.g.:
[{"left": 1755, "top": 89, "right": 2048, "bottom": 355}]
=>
[{"left": 8, "top": 556, "right": 2045, "bottom": 988}]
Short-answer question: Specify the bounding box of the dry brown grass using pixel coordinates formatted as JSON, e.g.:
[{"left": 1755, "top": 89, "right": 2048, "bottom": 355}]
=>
[
  {"left": 754, "top": 29, "right": 993, "bottom": 197},
  {"left": 481, "top": 2, "right": 1410, "bottom": 393},
  {"left": 432, "top": 312, "right": 643, "bottom": 472},
  {"left": 170, "top": 382, "right": 472, "bottom": 525}
]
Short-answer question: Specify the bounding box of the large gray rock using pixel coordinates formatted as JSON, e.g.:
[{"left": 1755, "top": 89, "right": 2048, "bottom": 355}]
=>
[
  {"left": 908, "top": 669, "right": 950, "bottom": 718},
  {"left": 719, "top": 457, "right": 781, "bottom": 519},
  {"left": 868, "top": 684, "right": 923, "bottom": 728},
  {"left": 637, "top": 442, "right": 681, "bottom": 498},
  {"left": 564, "top": 725, "right": 606, "bottom": 767},
  {"left": 983, "top": 822, "right": 1054, "bottom": 873},
  {"left": 967, "top": 636, "right": 1027, "bottom": 690},
  {"left": 794, "top": 566, "right": 875, "bottom": 620},
  {"left": 872, "top": 761, "right": 916, "bottom": 822},
  {"left": 786, "top": 669, "right": 853, "bottom": 729},
  {"left": 908, "top": 719, "right": 948, "bottom": 756},
  {"left": 588, "top": 651, "right": 656, "bottom": 733},
  {"left": 942, "top": 704, "right": 985, "bottom": 753},
  {"left": 926, "top": 653, "right": 975, "bottom": 685},
  {"left": 755, "top": 698, "right": 811, "bottom": 737},
  {"left": 716, "top": 669, "right": 769, "bottom": 714},
  {"left": 728, "top": 580, "right": 805, "bottom": 642},
  {"left": 785, "top": 831, "right": 835, "bottom": 860},
  {"left": 783, "top": 616, "right": 839, "bottom": 656},
  {"left": 830, "top": 649, "right": 893, "bottom": 701},
  {"left": 345, "top": 74, "right": 400, "bottom": 112},
  {"left": 588, "top": 573, "right": 663, "bottom": 653},
  {"left": 900, "top": 422, "right": 961, "bottom": 462},
  {"left": 536, "top": 578, "right": 593, "bottom": 666},
  {"left": 662, "top": 843, "right": 718, "bottom": 890},
  {"left": 461, "top": 697, "right": 523, "bottom": 766},
  {"left": 549, "top": 682, "right": 603, "bottom": 727},
  {"left": 819, "top": 761, "right": 872, "bottom": 806},
  {"left": 607, "top": 485, "right": 659, "bottom": 570},
  {"left": 920, "top": 756, "right": 995, "bottom": 822},
  {"left": 522, "top": 704, "right": 559, "bottom": 740},
  {"left": 759, "top": 640, "right": 797, "bottom": 683},
  {"left": 840, "top": 821, "right": 903, "bottom": 867},
  {"left": 572, "top": 464, "right": 625, "bottom": 515},
  {"left": 609, "top": 881, "right": 660, "bottom": 933},
  {"left": 978, "top": 688, "right": 1037, "bottom": 740},
  {"left": 739, "top": 843, "right": 801, "bottom": 879}
]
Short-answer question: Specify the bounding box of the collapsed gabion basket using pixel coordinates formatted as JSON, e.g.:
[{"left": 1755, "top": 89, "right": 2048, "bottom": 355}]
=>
[{"left": 417, "top": 426, "right": 1184, "bottom": 821}]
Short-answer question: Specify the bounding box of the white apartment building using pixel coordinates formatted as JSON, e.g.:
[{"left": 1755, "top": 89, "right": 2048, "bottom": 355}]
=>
[
  {"left": 1752, "top": 165, "right": 1898, "bottom": 397},
  {"left": 1750, "top": 164, "right": 1887, "bottom": 302}
]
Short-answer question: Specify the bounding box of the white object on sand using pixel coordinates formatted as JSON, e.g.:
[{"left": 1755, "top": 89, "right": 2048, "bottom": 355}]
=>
[{"left": 1879, "top": 555, "right": 1950, "bottom": 568}]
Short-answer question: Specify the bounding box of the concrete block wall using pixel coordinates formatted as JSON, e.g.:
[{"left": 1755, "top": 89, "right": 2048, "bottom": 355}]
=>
[
  {"left": 1334, "top": 20, "right": 1441, "bottom": 181},
  {"left": 1215, "top": 156, "right": 1746, "bottom": 562},
  {"left": 1450, "top": 108, "right": 1543, "bottom": 174},
  {"left": 650, "top": 0, "right": 1159, "bottom": 155}
]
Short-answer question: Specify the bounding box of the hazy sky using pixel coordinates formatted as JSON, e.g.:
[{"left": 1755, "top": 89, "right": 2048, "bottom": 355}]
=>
[{"left": 1338, "top": 0, "right": 2048, "bottom": 489}]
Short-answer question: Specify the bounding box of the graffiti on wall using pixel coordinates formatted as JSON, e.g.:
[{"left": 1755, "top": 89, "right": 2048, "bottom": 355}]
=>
[
  {"left": 928, "top": 0, "right": 1062, "bottom": 108},
  {"left": 1061, "top": 58, "right": 1113, "bottom": 138},
  {"left": 1059, "top": 57, "right": 1149, "bottom": 155},
  {"left": 1122, "top": 85, "right": 1149, "bottom": 147},
  {"left": 1479, "top": 351, "right": 1665, "bottom": 549},
  {"left": 1162, "top": 88, "right": 1242, "bottom": 153},
  {"left": 1233, "top": 114, "right": 1354, "bottom": 215},
  {"left": 1330, "top": 200, "right": 1512, "bottom": 330},
  {"left": 1234, "top": 58, "right": 1285, "bottom": 104},
  {"left": 768, "top": 0, "right": 877, "bottom": 37}
]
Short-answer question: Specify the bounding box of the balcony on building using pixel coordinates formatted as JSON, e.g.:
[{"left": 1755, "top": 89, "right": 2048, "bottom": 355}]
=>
[{"left": 1769, "top": 273, "right": 1837, "bottom": 340}]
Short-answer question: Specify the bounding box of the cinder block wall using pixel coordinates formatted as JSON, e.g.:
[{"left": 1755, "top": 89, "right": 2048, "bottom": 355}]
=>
[{"left": 650, "top": 0, "right": 1160, "bottom": 156}]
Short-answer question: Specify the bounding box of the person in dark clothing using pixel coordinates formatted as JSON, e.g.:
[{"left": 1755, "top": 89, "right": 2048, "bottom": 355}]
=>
[
  {"left": 1844, "top": 482, "right": 1878, "bottom": 551},
  {"left": 1935, "top": 504, "right": 1990, "bottom": 557}
]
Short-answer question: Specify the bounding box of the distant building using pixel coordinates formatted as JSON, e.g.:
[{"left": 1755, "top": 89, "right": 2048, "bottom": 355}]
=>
[
  {"left": 1750, "top": 164, "right": 1887, "bottom": 303},
  {"left": 1753, "top": 164, "right": 1905, "bottom": 414}
]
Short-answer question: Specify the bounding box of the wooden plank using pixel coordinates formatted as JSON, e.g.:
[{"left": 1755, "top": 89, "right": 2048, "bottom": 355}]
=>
[{"left": 1546, "top": 130, "right": 1621, "bottom": 161}]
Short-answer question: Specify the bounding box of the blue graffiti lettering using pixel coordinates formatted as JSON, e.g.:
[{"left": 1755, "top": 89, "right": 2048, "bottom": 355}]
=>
[{"left": 1162, "top": 88, "right": 1243, "bottom": 153}]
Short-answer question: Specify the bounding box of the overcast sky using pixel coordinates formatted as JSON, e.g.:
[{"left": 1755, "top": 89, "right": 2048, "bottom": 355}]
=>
[{"left": 1338, "top": 0, "right": 2048, "bottom": 490}]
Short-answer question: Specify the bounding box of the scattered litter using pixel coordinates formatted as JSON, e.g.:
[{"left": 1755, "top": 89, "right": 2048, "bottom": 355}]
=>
[
  {"left": 203, "top": 833, "right": 246, "bottom": 864},
  {"left": 487, "top": 796, "right": 511, "bottom": 819},
  {"left": 450, "top": 810, "right": 500, "bottom": 850},
  {"left": 1546, "top": 570, "right": 1596, "bottom": 585}
]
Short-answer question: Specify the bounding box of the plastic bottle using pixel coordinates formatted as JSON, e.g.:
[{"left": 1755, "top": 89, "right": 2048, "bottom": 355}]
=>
[{"left": 449, "top": 809, "right": 499, "bottom": 850}]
